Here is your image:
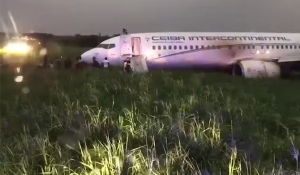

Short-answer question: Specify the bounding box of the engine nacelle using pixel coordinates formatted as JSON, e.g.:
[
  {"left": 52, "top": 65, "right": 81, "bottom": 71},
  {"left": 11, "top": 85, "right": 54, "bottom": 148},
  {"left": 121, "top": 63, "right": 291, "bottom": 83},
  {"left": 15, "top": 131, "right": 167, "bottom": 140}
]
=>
[{"left": 232, "top": 60, "right": 281, "bottom": 78}]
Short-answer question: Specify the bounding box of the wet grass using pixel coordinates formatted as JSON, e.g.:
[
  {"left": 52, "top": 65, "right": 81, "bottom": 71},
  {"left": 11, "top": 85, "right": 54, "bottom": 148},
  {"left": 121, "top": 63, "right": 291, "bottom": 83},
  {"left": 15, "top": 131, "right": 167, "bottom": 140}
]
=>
[{"left": 0, "top": 67, "right": 300, "bottom": 175}]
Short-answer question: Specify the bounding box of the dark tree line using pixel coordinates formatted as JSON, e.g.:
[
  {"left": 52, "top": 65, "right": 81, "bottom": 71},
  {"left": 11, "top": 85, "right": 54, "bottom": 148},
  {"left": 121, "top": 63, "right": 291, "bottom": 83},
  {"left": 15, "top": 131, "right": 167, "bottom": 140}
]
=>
[{"left": 0, "top": 32, "right": 121, "bottom": 48}]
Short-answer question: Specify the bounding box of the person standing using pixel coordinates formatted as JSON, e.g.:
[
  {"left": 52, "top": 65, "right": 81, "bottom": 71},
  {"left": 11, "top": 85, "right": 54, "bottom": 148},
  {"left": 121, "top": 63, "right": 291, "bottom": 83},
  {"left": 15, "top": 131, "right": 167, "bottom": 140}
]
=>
[
  {"left": 101, "top": 57, "right": 110, "bottom": 69},
  {"left": 43, "top": 54, "right": 48, "bottom": 69},
  {"left": 123, "top": 57, "right": 132, "bottom": 73},
  {"left": 92, "top": 56, "right": 100, "bottom": 67}
]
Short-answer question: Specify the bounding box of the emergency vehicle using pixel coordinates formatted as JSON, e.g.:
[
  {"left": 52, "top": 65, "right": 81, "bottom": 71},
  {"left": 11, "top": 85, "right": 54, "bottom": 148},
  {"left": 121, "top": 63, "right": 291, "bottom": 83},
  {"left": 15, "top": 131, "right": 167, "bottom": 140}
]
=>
[{"left": 0, "top": 36, "right": 42, "bottom": 67}]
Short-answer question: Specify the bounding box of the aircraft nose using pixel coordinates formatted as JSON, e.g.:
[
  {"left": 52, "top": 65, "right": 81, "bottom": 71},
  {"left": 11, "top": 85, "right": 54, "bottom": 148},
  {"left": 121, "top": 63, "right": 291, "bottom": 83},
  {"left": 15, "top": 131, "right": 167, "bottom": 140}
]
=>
[
  {"left": 80, "top": 49, "right": 95, "bottom": 63},
  {"left": 81, "top": 50, "right": 92, "bottom": 59},
  {"left": 80, "top": 48, "right": 107, "bottom": 64}
]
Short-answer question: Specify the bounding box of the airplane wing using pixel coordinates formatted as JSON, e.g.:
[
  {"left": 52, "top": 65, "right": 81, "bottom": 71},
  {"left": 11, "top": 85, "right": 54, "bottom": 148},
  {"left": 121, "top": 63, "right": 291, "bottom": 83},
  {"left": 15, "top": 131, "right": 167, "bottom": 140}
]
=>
[
  {"left": 278, "top": 56, "right": 300, "bottom": 63},
  {"left": 234, "top": 55, "right": 300, "bottom": 64}
]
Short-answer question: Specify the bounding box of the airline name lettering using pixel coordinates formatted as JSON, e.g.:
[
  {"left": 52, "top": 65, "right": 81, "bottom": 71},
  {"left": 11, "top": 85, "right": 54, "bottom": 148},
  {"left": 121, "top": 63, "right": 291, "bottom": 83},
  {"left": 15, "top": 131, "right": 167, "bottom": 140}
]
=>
[{"left": 151, "top": 36, "right": 290, "bottom": 41}]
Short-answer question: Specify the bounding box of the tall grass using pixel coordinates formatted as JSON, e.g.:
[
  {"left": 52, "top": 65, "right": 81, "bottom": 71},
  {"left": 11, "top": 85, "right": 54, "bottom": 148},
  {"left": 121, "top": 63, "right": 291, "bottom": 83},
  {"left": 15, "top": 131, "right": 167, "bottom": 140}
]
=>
[{"left": 0, "top": 68, "right": 300, "bottom": 175}]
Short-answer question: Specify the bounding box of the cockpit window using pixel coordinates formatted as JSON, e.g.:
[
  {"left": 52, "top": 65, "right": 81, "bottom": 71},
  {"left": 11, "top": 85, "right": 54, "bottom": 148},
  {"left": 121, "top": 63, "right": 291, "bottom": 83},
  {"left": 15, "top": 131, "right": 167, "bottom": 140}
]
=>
[
  {"left": 108, "top": 44, "right": 115, "bottom": 49},
  {"left": 97, "top": 44, "right": 116, "bottom": 49},
  {"left": 97, "top": 44, "right": 109, "bottom": 49}
]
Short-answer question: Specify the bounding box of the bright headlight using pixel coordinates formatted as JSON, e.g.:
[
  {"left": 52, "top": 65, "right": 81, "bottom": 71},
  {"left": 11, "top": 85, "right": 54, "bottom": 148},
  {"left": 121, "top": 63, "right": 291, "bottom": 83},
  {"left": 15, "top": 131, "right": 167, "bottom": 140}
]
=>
[{"left": 3, "top": 42, "right": 32, "bottom": 54}]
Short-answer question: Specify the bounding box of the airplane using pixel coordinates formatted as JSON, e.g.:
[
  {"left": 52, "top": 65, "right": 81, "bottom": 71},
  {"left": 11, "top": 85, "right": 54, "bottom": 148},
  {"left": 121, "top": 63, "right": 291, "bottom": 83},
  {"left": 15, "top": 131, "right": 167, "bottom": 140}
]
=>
[{"left": 79, "top": 32, "right": 300, "bottom": 78}]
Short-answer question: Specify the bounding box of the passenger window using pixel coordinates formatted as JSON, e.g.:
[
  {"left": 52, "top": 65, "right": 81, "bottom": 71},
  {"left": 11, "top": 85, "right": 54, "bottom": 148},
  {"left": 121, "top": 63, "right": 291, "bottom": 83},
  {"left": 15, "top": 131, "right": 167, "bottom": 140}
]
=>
[
  {"left": 286, "top": 45, "right": 288, "bottom": 49},
  {"left": 174, "top": 46, "right": 177, "bottom": 50},
  {"left": 272, "top": 45, "right": 275, "bottom": 49},
  {"left": 281, "top": 45, "right": 284, "bottom": 49},
  {"left": 190, "top": 46, "right": 193, "bottom": 50},
  {"left": 247, "top": 46, "right": 251, "bottom": 49},
  {"left": 261, "top": 46, "right": 264, "bottom": 49},
  {"left": 158, "top": 46, "right": 161, "bottom": 50},
  {"left": 163, "top": 46, "right": 166, "bottom": 50},
  {"left": 252, "top": 46, "right": 255, "bottom": 49},
  {"left": 184, "top": 46, "right": 188, "bottom": 50},
  {"left": 152, "top": 45, "right": 156, "bottom": 50},
  {"left": 196, "top": 46, "right": 199, "bottom": 49},
  {"left": 290, "top": 45, "right": 293, "bottom": 49},
  {"left": 201, "top": 45, "right": 204, "bottom": 49},
  {"left": 168, "top": 46, "right": 172, "bottom": 50},
  {"left": 276, "top": 45, "right": 279, "bottom": 49},
  {"left": 179, "top": 46, "right": 182, "bottom": 50},
  {"left": 294, "top": 45, "right": 297, "bottom": 49},
  {"left": 266, "top": 46, "right": 269, "bottom": 49}
]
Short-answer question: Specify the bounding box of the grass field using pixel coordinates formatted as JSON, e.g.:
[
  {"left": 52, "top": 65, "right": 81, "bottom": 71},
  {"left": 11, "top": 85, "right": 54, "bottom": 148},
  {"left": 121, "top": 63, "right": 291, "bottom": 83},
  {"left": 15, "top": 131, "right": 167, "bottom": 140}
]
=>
[
  {"left": 46, "top": 45, "right": 91, "bottom": 60},
  {"left": 1, "top": 67, "right": 300, "bottom": 175}
]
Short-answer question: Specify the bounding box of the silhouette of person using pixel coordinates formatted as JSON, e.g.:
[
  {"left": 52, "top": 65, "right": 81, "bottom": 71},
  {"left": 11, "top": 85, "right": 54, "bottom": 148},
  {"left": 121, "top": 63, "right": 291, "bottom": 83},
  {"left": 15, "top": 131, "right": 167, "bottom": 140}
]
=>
[
  {"left": 123, "top": 58, "right": 132, "bottom": 73},
  {"left": 43, "top": 54, "right": 48, "bottom": 68},
  {"left": 101, "top": 57, "right": 110, "bottom": 69},
  {"left": 92, "top": 56, "right": 100, "bottom": 67}
]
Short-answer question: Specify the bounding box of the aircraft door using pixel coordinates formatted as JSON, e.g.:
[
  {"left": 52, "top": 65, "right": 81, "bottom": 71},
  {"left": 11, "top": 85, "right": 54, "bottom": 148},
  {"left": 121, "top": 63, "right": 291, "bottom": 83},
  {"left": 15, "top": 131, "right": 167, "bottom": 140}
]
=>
[
  {"left": 120, "top": 34, "right": 133, "bottom": 57},
  {"left": 131, "top": 37, "right": 142, "bottom": 56}
]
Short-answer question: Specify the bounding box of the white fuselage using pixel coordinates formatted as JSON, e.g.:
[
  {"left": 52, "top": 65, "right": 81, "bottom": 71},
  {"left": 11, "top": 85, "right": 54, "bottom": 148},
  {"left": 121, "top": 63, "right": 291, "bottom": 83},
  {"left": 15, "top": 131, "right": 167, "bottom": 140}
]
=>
[{"left": 80, "top": 32, "right": 300, "bottom": 70}]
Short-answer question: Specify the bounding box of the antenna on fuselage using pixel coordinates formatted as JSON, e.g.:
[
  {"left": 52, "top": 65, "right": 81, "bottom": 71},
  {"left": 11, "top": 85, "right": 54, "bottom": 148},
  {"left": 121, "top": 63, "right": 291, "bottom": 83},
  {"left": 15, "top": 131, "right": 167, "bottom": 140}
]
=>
[{"left": 122, "top": 28, "right": 128, "bottom": 35}]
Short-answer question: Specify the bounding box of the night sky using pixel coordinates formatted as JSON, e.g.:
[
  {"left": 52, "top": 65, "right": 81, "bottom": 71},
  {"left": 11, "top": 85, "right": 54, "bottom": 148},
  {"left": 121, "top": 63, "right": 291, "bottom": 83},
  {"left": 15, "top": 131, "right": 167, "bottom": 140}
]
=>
[{"left": 1, "top": 0, "right": 300, "bottom": 35}]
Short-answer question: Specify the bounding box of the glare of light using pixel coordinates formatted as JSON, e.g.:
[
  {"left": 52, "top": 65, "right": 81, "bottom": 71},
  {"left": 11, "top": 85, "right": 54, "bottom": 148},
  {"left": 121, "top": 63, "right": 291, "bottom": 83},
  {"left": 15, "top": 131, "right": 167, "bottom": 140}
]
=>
[
  {"left": 3, "top": 42, "right": 32, "bottom": 54},
  {"left": 15, "top": 75, "right": 23, "bottom": 82},
  {"left": 256, "top": 50, "right": 260, "bottom": 54},
  {"left": 21, "top": 87, "right": 30, "bottom": 94},
  {"left": 266, "top": 50, "right": 270, "bottom": 54},
  {"left": 16, "top": 67, "right": 21, "bottom": 73},
  {"left": 153, "top": 58, "right": 167, "bottom": 63},
  {"left": 39, "top": 48, "right": 47, "bottom": 56},
  {"left": 144, "top": 50, "right": 154, "bottom": 59}
]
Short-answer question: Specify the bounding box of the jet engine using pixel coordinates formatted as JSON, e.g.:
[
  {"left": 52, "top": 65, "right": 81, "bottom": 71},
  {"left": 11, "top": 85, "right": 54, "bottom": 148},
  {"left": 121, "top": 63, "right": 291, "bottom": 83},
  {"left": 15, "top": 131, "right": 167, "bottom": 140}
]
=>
[{"left": 232, "top": 60, "right": 282, "bottom": 78}]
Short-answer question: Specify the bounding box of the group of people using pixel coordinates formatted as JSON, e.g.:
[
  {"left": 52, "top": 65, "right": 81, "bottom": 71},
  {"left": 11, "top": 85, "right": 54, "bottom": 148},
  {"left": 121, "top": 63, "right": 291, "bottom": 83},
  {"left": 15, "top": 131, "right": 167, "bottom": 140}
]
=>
[
  {"left": 39, "top": 54, "right": 134, "bottom": 72},
  {"left": 92, "top": 56, "right": 110, "bottom": 69},
  {"left": 41, "top": 55, "right": 73, "bottom": 69},
  {"left": 123, "top": 58, "right": 133, "bottom": 73},
  {"left": 92, "top": 56, "right": 133, "bottom": 73}
]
